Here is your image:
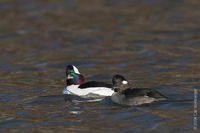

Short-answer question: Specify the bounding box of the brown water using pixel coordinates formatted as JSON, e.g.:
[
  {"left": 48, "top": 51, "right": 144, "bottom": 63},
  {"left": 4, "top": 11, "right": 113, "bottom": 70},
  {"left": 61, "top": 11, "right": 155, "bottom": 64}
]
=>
[{"left": 0, "top": 0, "right": 200, "bottom": 132}]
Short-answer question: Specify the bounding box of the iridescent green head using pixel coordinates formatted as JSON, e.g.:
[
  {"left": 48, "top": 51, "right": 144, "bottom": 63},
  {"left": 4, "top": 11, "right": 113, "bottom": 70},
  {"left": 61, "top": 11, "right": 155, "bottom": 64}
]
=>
[{"left": 66, "top": 65, "right": 84, "bottom": 85}]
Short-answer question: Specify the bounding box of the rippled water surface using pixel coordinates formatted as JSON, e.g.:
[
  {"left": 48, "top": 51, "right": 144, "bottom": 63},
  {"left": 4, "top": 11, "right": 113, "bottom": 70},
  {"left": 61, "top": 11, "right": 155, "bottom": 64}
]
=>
[{"left": 0, "top": 0, "right": 200, "bottom": 132}]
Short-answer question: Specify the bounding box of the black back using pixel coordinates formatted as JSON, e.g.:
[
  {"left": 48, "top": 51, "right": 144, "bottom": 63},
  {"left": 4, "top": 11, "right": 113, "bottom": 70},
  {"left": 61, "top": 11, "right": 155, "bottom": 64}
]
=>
[
  {"left": 79, "top": 81, "right": 112, "bottom": 89},
  {"left": 122, "top": 88, "right": 167, "bottom": 99}
]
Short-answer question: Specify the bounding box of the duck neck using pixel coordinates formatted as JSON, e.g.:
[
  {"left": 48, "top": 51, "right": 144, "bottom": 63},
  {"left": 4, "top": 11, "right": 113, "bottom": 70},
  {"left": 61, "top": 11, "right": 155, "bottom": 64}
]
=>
[
  {"left": 66, "top": 79, "right": 74, "bottom": 86},
  {"left": 66, "top": 74, "right": 84, "bottom": 86}
]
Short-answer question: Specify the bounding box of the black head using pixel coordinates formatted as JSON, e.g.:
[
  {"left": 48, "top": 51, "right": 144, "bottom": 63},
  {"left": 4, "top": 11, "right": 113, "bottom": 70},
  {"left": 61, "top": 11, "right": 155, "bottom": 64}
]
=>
[{"left": 112, "top": 75, "right": 129, "bottom": 92}]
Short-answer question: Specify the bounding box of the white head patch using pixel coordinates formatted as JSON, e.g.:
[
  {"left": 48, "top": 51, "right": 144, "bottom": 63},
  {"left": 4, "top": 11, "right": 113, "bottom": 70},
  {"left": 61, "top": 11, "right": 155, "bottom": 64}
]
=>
[
  {"left": 122, "top": 80, "right": 128, "bottom": 84},
  {"left": 73, "top": 65, "right": 80, "bottom": 74}
]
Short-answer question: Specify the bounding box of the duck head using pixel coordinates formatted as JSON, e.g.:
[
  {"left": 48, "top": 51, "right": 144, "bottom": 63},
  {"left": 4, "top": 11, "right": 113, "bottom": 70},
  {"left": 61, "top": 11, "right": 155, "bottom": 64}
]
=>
[
  {"left": 112, "top": 75, "right": 129, "bottom": 92},
  {"left": 66, "top": 65, "right": 84, "bottom": 85}
]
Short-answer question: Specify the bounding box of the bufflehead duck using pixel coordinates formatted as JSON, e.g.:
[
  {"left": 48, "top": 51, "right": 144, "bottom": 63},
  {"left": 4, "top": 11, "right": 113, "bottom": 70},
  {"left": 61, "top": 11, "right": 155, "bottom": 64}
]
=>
[
  {"left": 63, "top": 65, "right": 114, "bottom": 97},
  {"left": 111, "top": 75, "right": 167, "bottom": 106}
]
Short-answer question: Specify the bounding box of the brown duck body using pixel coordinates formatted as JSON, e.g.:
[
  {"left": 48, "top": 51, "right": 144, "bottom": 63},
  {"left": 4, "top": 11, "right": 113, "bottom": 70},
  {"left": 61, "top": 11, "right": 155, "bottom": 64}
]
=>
[
  {"left": 111, "top": 75, "right": 167, "bottom": 106},
  {"left": 111, "top": 88, "right": 167, "bottom": 106}
]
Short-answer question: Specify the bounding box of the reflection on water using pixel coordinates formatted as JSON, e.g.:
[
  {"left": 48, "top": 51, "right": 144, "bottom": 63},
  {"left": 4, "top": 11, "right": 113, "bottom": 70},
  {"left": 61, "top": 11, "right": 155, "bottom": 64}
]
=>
[{"left": 0, "top": 0, "right": 200, "bottom": 132}]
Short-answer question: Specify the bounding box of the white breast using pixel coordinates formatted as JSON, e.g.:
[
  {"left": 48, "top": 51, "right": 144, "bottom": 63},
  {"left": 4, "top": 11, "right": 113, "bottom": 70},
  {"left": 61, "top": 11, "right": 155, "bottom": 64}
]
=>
[{"left": 63, "top": 85, "right": 114, "bottom": 96}]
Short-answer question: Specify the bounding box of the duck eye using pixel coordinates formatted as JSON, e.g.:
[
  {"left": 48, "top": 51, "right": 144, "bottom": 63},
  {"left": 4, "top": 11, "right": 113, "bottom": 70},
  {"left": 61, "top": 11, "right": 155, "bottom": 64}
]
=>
[{"left": 122, "top": 80, "right": 128, "bottom": 84}]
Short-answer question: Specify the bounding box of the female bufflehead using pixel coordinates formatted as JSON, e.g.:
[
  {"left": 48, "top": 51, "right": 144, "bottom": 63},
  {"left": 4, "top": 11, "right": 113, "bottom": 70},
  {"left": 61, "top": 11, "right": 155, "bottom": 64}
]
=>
[
  {"left": 63, "top": 65, "right": 114, "bottom": 97},
  {"left": 111, "top": 75, "right": 167, "bottom": 106}
]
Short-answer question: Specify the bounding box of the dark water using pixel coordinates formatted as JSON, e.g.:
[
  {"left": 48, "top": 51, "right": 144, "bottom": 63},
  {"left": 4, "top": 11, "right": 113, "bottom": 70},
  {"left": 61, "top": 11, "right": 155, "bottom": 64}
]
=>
[{"left": 0, "top": 0, "right": 200, "bottom": 132}]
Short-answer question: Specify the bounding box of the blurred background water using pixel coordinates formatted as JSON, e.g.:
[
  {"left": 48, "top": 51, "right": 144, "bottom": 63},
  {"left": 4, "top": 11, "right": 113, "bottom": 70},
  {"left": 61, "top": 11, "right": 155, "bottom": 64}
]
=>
[{"left": 0, "top": 0, "right": 200, "bottom": 132}]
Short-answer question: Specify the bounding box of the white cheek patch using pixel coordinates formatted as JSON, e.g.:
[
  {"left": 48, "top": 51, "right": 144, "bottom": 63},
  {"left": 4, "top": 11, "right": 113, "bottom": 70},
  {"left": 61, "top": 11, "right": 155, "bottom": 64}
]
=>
[
  {"left": 122, "top": 80, "right": 128, "bottom": 84},
  {"left": 72, "top": 65, "right": 80, "bottom": 74}
]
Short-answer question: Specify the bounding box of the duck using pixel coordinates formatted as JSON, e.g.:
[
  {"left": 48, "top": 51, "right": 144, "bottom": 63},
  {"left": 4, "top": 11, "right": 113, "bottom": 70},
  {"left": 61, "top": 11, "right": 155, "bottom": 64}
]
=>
[
  {"left": 111, "top": 75, "right": 167, "bottom": 106},
  {"left": 63, "top": 65, "right": 114, "bottom": 97}
]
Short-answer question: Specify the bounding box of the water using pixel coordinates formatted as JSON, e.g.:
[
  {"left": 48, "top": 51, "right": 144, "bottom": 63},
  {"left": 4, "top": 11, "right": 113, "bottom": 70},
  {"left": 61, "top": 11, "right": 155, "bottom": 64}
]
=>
[{"left": 0, "top": 0, "right": 200, "bottom": 132}]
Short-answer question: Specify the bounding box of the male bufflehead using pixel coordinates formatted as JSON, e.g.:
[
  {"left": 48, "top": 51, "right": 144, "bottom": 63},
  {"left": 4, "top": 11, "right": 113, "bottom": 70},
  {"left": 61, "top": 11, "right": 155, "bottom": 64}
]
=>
[
  {"left": 63, "top": 65, "right": 114, "bottom": 97},
  {"left": 111, "top": 75, "right": 167, "bottom": 106}
]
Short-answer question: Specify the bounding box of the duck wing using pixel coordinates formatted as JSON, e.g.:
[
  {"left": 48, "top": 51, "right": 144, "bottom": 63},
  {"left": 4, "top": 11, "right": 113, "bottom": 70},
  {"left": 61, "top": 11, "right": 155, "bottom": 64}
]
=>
[
  {"left": 79, "top": 81, "right": 112, "bottom": 89},
  {"left": 122, "top": 88, "right": 167, "bottom": 99}
]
